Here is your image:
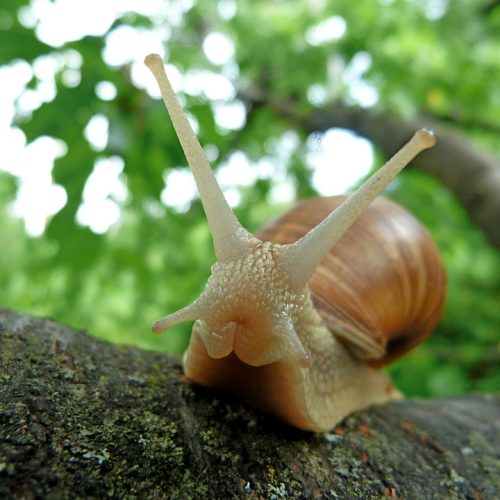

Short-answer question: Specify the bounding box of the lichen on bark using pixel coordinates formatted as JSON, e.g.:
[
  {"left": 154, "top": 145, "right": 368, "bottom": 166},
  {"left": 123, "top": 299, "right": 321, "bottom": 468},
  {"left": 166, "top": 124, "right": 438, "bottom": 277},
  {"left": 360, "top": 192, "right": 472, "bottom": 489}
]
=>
[{"left": 0, "top": 310, "right": 499, "bottom": 498}]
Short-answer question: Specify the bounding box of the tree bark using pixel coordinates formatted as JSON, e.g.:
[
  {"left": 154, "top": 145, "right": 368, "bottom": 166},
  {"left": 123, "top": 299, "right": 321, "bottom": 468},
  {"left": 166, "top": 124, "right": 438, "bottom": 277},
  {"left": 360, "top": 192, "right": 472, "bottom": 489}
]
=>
[
  {"left": 1, "top": 310, "right": 499, "bottom": 499},
  {"left": 242, "top": 86, "right": 500, "bottom": 249}
]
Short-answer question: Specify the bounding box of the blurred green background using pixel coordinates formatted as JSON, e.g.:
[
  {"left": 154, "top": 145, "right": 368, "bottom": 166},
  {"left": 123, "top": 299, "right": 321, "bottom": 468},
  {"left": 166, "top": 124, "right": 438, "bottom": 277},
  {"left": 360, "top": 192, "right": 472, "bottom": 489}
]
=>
[{"left": 1, "top": 0, "right": 499, "bottom": 397}]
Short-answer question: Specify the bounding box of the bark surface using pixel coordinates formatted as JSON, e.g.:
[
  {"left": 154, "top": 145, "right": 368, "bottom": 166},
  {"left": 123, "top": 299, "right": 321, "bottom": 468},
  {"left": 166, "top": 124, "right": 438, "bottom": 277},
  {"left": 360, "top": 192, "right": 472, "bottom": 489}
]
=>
[{"left": 0, "top": 310, "right": 499, "bottom": 499}]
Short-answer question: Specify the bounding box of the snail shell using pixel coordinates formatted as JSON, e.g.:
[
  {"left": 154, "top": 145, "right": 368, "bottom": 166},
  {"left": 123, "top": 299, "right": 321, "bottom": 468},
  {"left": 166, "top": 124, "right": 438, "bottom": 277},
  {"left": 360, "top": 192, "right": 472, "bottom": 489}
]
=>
[{"left": 258, "top": 195, "right": 447, "bottom": 366}]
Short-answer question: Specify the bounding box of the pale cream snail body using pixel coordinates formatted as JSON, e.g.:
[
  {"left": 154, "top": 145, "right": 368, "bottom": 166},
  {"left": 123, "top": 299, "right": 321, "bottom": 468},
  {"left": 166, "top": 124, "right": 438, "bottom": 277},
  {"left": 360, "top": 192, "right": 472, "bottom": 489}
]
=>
[{"left": 144, "top": 54, "right": 446, "bottom": 432}]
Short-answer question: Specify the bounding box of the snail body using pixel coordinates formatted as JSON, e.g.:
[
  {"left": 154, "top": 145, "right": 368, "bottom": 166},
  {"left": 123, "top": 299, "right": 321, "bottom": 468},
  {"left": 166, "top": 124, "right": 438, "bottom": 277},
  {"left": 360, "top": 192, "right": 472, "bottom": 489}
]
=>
[{"left": 144, "top": 54, "right": 446, "bottom": 431}]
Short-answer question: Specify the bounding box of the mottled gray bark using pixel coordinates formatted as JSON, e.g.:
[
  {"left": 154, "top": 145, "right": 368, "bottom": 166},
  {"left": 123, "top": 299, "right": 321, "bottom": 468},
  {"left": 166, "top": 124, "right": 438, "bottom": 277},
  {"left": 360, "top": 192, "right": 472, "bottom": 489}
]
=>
[{"left": 1, "top": 310, "right": 499, "bottom": 499}]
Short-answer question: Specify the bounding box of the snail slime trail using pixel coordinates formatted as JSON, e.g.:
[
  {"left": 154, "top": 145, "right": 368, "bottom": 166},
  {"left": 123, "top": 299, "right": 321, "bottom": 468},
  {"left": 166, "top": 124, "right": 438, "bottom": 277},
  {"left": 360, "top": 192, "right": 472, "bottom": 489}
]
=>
[{"left": 144, "top": 53, "right": 446, "bottom": 432}]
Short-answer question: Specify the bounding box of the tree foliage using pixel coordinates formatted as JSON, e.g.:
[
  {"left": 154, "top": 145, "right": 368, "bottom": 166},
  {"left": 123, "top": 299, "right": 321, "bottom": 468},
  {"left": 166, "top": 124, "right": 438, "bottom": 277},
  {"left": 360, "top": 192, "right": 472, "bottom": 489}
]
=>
[{"left": 0, "top": 0, "right": 499, "bottom": 397}]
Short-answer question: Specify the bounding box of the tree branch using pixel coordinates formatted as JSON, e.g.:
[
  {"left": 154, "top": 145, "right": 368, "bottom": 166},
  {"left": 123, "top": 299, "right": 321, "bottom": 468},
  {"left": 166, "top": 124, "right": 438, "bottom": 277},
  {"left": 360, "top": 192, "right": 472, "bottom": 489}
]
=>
[
  {"left": 240, "top": 86, "right": 500, "bottom": 249},
  {"left": 1, "top": 310, "right": 499, "bottom": 498},
  {"left": 482, "top": 0, "right": 500, "bottom": 14},
  {"left": 306, "top": 104, "right": 500, "bottom": 248}
]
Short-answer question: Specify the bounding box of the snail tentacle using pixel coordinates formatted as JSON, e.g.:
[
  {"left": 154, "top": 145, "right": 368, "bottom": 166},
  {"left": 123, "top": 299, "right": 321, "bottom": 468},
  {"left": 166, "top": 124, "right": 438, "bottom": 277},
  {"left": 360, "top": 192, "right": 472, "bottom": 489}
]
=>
[
  {"left": 144, "top": 54, "right": 254, "bottom": 262},
  {"left": 281, "top": 129, "right": 436, "bottom": 288},
  {"left": 152, "top": 297, "right": 208, "bottom": 333}
]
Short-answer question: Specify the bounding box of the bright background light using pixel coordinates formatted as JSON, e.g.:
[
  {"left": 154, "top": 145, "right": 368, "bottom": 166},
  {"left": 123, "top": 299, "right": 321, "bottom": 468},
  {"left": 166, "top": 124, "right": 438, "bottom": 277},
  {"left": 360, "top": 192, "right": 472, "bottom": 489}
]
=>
[{"left": 0, "top": 1, "right": 375, "bottom": 236}]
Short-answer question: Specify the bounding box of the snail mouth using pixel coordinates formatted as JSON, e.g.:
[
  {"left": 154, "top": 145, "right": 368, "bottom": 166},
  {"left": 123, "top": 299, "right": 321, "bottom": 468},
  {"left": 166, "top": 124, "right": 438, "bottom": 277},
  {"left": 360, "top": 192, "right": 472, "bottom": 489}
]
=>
[
  {"left": 194, "top": 320, "right": 237, "bottom": 360},
  {"left": 233, "top": 322, "right": 277, "bottom": 366},
  {"left": 196, "top": 310, "right": 311, "bottom": 368},
  {"left": 195, "top": 318, "right": 284, "bottom": 367},
  {"left": 232, "top": 322, "right": 309, "bottom": 368}
]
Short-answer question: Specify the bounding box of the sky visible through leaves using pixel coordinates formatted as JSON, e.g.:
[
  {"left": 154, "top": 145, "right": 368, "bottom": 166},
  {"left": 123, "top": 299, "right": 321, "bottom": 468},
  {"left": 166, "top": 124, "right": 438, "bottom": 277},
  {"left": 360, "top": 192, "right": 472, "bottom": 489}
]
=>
[{"left": 1, "top": 0, "right": 374, "bottom": 236}]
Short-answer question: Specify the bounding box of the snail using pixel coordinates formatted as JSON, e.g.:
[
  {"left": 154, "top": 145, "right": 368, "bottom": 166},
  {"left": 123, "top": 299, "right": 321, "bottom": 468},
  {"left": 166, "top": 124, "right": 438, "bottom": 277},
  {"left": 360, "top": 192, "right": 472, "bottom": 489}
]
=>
[{"left": 144, "top": 54, "right": 446, "bottom": 432}]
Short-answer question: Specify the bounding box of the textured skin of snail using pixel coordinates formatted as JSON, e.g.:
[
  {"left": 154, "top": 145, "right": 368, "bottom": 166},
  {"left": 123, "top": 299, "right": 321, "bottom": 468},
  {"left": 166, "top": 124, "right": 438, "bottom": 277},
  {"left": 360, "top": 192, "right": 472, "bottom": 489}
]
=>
[
  {"left": 143, "top": 53, "right": 445, "bottom": 432},
  {"left": 181, "top": 196, "right": 446, "bottom": 431}
]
